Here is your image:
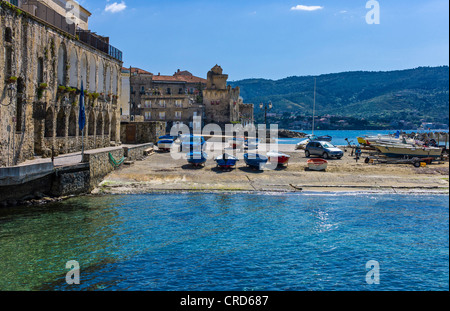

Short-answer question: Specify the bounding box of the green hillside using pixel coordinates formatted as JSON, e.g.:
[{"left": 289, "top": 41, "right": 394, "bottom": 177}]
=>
[{"left": 229, "top": 66, "right": 449, "bottom": 128}]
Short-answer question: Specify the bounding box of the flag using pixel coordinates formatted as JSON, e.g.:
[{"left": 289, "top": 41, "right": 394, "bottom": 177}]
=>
[{"left": 78, "top": 80, "right": 86, "bottom": 131}]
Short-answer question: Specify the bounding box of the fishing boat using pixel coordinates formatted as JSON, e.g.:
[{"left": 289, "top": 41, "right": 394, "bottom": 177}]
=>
[
  {"left": 307, "top": 158, "right": 328, "bottom": 171},
  {"left": 215, "top": 153, "right": 239, "bottom": 169},
  {"left": 229, "top": 137, "right": 245, "bottom": 149},
  {"left": 373, "top": 144, "right": 442, "bottom": 158},
  {"left": 245, "top": 138, "right": 260, "bottom": 150},
  {"left": 317, "top": 135, "right": 332, "bottom": 142},
  {"left": 295, "top": 135, "right": 318, "bottom": 150},
  {"left": 181, "top": 135, "right": 206, "bottom": 153},
  {"left": 244, "top": 153, "right": 268, "bottom": 170},
  {"left": 157, "top": 135, "right": 176, "bottom": 152},
  {"left": 186, "top": 151, "right": 208, "bottom": 167},
  {"left": 267, "top": 151, "right": 291, "bottom": 166}
]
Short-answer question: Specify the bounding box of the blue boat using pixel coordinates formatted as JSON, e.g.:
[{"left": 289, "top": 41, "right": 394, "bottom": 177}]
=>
[
  {"left": 317, "top": 135, "right": 332, "bottom": 142},
  {"left": 244, "top": 153, "right": 268, "bottom": 170},
  {"left": 181, "top": 135, "right": 206, "bottom": 153},
  {"left": 245, "top": 138, "right": 260, "bottom": 150},
  {"left": 215, "top": 153, "right": 239, "bottom": 169},
  {"left": 187, "top": 151, "right": 208, "bottom": 167},
  {"left": 157, "top": 135, "right": 176, "bottom": 152}
]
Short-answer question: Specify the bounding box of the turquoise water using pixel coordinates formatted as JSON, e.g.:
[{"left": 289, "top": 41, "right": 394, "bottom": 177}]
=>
[
  {"left": 0, "top": 193, "right": 448, "bottom": 291},
  {"left": 277, "top": 129, "right": 449, "bottom": 146}
]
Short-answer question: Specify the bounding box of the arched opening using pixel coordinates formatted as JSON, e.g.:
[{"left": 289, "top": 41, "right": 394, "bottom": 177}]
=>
[
  {"left": 88, "top": 110, "right": 95, "bottom": 136},
  {"left": 112, "top": 66, "right": 118, "bottom": 95},
  {"left": 15, "top": 78, "right": 25, "bottom": 132},
  {"left": 56, "top": 108, "right": 66, "bottom": 137},
  {"left": 110, "top": 113, "right": 117, "bottom": 141},
  {"left": 80, "top": 54, "right": 88, "bottom": 86},
  {"left": 69, "top": 48, "right": 78, "bottom": 87},
  {"left": 5, "top": 27, "right": 13, "bottom": 42},
  {"left": 44, "top": 107, "right": 54, "bottom": 138},
  {"left": 96, "top": 112, "right": 103, "bottom": 136},
  {"left": 89, "top": 55, "right": 96, "bottom": 92},
  {"left": 68, "top": 108, "right": 77, "bottom": 137},
  {"left": 98, "top": 60, "right": 104, "bottom": 94},
  {"left": 57, "top": 44, "right": 67, "bottom": 86},
  {"left": 104, "top": 111, "right": 110, "bottom": 136},
  {"left": 105, "top": 66, "right": 111, "bottom": 96}
]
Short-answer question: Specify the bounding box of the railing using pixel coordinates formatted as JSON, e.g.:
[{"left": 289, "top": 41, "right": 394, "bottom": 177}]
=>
[{"left": 76, "top": 30, "right": 123, "bottom": 62}]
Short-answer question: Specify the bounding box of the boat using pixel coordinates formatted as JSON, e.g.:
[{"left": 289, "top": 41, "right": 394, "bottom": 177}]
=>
[
  {"left": 244, "top": 153, "right": 268, "bottom": 170},
  {"left": 317, "top": 135, "right": 332, "bottom": 142},
  {"left": 157, "top": 135, "right": 176, "bottom": 152},
  {"left": 295, "top": 135, "right": 318, "bottom": 150},
  {"left": 267, "top": 151, "right": 291, "bottom": 166},
  {"left": 186, "top": 151, "right": 208, "bottom": 167},
  {"left": 181, "top": 135, "right": 206, "bottom": 153},
  {"left": 215, "top": 153, "right": 239, "bottom": 169},
  {"left": 372, "top": 144, "right": 442, "bottom": 158},
  {"left": 229, "top": 137, "right": 245, "bottom": 149},
  {"left": 245, "top": 138, "right": 260, "bottom": 150},
  {"left": 307, "top": 158, "right": 328, "bottom": 171}
]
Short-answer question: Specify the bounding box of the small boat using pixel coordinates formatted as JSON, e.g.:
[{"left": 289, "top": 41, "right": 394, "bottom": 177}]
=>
[
  {"left": 307, "top": 158, "right": 328, "bottom": 171},
  {"left": 229, "top": 137, "right": 245, "bottom": 149},
  {"left": 245, "top": 138, "right": 260, "bottom": 150},
  {"left": 157, "top": 135, "right": 176, "bottom": 152},
  {"left": 372, "top": 144, "right": 442, "bottom": 158},
  {"left": 267, "top": 151, "right": 291, "bottom": 166},
  {"left": 215, "top": 153, "right": 239, "bottom": 169},
  {"left": 186, "top": 151, "right": 208, "bottom": 167},
  {"left": 295, "top": 135, "right": 318, "bottom": 150},
  {"left": 244, "top": 153, "right": 268, "bottom": 170},
  {"left": 181, "top": 135, "right": 206, "bottom": 153},
  {"left": 317, "top": 135, "right": 332, "bottom": 142}
]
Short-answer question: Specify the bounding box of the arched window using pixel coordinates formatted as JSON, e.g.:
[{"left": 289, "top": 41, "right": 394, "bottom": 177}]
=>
[
  {"left": 104, "top": 111, "right": 110, "bottom": 136},
  {"left": 69, "top": 49, "right": 78, "bottom": 87},
  {"left": 96, "top": 112, "right": 103, "bottom": 136},
  {"left": 45, "top": 107, "right": 54, "bottom": 138},
  {"left": 57, "top": 44, "right": 67, "bottom": 86},
  {"left": 5, "top": 27, "right": 12, "bottom": 43},
  {"left": 110, "top": 114, "right": 117, "bottom": 141},
  {"left": 56, "top": 108, "right": 66, "bottom": 137},
  {"left": 68, "top": 108, "right": 77, "bottom": 137},
  {"left": 88, "top": 110, "right": 95, "bottom": 136}
]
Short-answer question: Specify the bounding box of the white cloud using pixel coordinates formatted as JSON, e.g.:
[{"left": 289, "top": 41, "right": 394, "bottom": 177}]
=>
[
  {"left": 290, "top": 5, "right": 323, "bottom": 11},
  {"left": 105, "top": 1, "right": 127, "bottom": 13}
]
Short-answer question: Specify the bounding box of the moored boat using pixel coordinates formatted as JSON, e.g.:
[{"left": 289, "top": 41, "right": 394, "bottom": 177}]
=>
[
  {"left": 229, "top": 137, "right": 245, "bottom": 149},
  {"left": 373, "top": 144, "right": 442, "bottom": 158},
  {"left": 244, "top": 153, "right": 268, "bottom": 170},
  {"left": 186, "top": 151, "right": 208, "bottom": 167},
  {"left": 215, "top": 153, "right": 239, "bottom": 169},
  {"left": 267, "top": 151, "right": 291, "bottom": 166},
  {"left": 307, "top": 158, "right": 328, "bottom": 171}
]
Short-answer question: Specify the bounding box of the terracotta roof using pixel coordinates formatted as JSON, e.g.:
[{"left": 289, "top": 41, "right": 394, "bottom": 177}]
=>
[
  {"left": 123, "top": 67, "right": 153, "bottom": 75},
  {"left": 152, "top": 73, "right": 206, "bottom": 84}
]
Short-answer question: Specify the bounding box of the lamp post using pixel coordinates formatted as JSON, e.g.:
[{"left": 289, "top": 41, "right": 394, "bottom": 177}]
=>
[{"left": 259, "top": 101, "right": 272, "bottom": 129}]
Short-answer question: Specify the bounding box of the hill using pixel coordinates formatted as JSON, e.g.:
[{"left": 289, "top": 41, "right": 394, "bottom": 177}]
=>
[{"left": 228, "top": 66, "right": 449, "bottom": 129}]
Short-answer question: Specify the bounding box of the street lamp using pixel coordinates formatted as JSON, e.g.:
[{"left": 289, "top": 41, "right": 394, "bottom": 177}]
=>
[{"left": 259, "top": 101, "right": 272, "bottom": 129}]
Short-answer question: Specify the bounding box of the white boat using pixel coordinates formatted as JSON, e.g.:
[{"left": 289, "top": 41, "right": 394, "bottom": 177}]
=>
[
  {"left": 307, "top": 158, "right": 328, "bottom": 171},
  {"left": 374, "top": 144, "right": 442, "bottom": 158},
  {"left": 295, "top": 135, "right": 318, "bottom": 150}
]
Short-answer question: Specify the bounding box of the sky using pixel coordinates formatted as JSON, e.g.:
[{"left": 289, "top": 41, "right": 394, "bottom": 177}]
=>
[{"left": 76, "top": 0, "right": 449, "bottom": 81}]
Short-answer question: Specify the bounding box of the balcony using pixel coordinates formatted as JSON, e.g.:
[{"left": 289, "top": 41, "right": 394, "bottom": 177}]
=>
[{"left": 76, "top": 30, "right": 122, "bottom": 62}]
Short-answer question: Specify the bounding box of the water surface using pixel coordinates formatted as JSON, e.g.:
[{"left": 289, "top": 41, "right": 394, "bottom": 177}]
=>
[{"left": 0, "top": 193, "right": 448, "bottom": 291}]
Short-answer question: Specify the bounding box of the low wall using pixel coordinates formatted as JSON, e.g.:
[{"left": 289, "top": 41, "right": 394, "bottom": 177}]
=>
[
  {"left": 82, "top": 146, "right": 124, "bottom": 191},
  {"left": 51, "top": 163, "right": 90, "bottom": 197},
  {"left": 123, "top": 143, "right": 154, "bottom": 161},
  {"left": 0, "top": 162, "right": 54, "bottom": 186}
]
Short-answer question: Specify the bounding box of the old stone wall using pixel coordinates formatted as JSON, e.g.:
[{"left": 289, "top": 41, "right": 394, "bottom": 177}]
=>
[
  {"left": 123, "top": 143, "right": 154, "bottom": 162},
  {"left": 120, "top": 121, "right": 165, "bottom": 144},
  {"left": 0, "top": 4, "right": 122, "bottom": 167},
  {"left": 82, "top": 146, "right": 124, "bottom": 191}
]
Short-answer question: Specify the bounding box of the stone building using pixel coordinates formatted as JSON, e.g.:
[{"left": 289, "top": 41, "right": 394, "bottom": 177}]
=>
[
  {"left": 0, "top": 0, "right": 123, "bottom": 167},
  {"left": 203, "top": 65, "right": 254, "bottom": 128},
  {"left": 130, "top": 68, "right": 206, "bottom": 130}
]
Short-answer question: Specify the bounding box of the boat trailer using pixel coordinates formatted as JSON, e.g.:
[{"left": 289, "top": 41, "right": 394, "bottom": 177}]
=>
[{"left": 364, "top": 155, "right": 434, "bottom": 167}]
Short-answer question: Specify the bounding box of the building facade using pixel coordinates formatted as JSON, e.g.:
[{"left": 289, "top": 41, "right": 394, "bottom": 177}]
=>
[
  {"left": 203, "top": 65, "right": 254, "bottom": 128},
  {"left": 130, "top": 68, "right": 206, "bottom": 130},
  {"left": 0, "top": 0, "right": 123, "bottom": 167}
]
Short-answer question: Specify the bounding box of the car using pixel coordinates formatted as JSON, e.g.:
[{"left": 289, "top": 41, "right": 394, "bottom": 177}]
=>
[
  {"left": 180, "top": 135, "right": 206, "bottom": 153},
  {"left": 305, "top": 141, "right": 343, "bottom": 159}
]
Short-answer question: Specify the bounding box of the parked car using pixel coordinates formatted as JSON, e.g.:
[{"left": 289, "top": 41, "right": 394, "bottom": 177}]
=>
[{"left": 305, "top": 141, "right": 343, "bottom": 159}]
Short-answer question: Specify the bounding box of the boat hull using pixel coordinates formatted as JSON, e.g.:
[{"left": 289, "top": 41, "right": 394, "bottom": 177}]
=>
[
  {"left": 374, "top": 145, "right": 442, "bottom": 158},
  {"left": 267, "top": 152, "right": 291, "bottom": 165},
  {"left": 307, "top": 159, "right": 328, "bottom": 171},
  {"left": 187, "top": 152, "right": 208, "bottom": 166},
  {"left": 244, "top": 153, "right": 268, "bottom": 169},
  {"left": 157, "top": 140, "right": 173, "bottom": 151}
]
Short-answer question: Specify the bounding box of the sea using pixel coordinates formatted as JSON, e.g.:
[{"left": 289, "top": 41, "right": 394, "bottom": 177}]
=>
[
  {"left": 277, "top": 129, "right": 450, "bottom": 146},
  {"left": 0, "top": 192, "right": 448, "bottom": 291}
]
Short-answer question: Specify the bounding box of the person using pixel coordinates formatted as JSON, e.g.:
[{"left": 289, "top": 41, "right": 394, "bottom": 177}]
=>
[{"left": 355, "top": 147, "right": 362, "bottom": 162}]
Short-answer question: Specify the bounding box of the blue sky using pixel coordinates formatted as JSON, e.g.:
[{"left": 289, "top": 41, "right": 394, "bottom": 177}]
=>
[{"left": 78, "top": 0, "right": 449, "bottom": 81}]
